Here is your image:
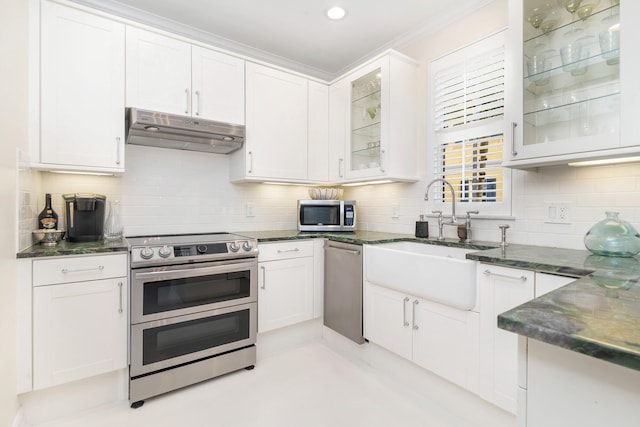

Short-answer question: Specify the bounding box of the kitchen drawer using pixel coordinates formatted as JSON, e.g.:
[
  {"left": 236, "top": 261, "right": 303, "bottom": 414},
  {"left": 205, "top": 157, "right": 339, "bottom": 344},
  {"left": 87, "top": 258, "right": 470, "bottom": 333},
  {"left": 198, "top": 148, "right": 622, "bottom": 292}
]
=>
[
  {"left": 33, "top": 253, "right": 127, "bottom": 286},
  {"left": 258, "top": 240, "right": 314, "bottom": 262}
]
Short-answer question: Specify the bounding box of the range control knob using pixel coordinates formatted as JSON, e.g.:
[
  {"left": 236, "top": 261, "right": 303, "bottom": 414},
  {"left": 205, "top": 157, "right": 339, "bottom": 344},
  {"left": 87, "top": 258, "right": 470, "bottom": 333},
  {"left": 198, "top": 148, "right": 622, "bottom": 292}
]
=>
[
  {"left": 229, "top": 242, "right": 240, "bottom": 252},
  {"left": 196, "top": 245, "right": 208, "bottom": 254},
  {"left": 140, "top": 246, "right": 154, "bottom": 260},
  {"left": 158, "top": 245, "right": 172, "bottom": 258},
  {"left": 242, "top": 241, "right": 254, "bottom": 252}
]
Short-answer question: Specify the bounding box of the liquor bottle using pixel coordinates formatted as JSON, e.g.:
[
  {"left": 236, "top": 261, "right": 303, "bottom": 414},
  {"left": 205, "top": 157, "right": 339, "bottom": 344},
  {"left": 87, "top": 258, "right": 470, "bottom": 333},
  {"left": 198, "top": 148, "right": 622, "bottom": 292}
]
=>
[{"left": 38, "top": 193, "right": 58, "bottom": 229}]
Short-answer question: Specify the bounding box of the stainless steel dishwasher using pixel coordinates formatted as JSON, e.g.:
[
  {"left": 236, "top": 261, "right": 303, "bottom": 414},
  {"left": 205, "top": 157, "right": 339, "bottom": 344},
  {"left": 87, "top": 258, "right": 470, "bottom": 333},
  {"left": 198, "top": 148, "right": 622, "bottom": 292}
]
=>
[{"left": 323, "top": 240, "right": 365, "bottom": 344}]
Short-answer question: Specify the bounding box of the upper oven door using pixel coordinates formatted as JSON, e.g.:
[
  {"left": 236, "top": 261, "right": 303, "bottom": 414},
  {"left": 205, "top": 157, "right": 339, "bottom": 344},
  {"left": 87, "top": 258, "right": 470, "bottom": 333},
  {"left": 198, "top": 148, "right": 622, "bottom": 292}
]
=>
[{"left": 130, "top": 258, "right": 257, "bottom": 324}]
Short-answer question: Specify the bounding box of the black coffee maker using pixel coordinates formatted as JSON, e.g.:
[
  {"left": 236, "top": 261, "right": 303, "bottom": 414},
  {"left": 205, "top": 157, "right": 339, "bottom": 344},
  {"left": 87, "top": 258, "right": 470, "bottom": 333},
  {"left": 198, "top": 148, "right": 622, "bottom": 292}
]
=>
[{"left": 63, "top": 193, "right": 106, "bottom": 242}]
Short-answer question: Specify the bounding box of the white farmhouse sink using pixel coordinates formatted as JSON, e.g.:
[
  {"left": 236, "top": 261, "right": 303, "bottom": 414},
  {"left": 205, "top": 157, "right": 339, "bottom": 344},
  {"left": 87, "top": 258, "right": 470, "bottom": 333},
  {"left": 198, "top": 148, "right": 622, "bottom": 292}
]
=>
[{"left": 364, "top": 242, "right": 477, "bottom": 310}]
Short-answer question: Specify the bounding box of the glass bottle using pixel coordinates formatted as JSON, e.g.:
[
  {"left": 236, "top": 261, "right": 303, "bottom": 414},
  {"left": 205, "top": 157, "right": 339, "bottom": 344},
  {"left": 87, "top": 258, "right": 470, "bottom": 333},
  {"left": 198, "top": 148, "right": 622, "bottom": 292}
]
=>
[
  {"left": 584, "top": 212, "right": 640, "bottom": 257},
  {"left": 38, "top": 193, "right": 58, "bottom": 229},
  {"left": 104, "top": 200, "right": 123, "bottom": 240}
]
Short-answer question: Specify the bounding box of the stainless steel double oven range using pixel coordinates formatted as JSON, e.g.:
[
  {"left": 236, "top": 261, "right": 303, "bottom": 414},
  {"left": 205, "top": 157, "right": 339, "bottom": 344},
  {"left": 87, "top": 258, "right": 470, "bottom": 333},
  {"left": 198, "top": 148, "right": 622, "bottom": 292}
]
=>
[{"left": 127, "top": 233, "right": 259, "bottom": 408}]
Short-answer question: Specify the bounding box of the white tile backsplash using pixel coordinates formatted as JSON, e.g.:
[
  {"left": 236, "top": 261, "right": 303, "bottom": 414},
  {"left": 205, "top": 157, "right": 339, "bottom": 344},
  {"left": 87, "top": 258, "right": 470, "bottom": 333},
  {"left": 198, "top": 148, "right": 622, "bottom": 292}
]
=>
[
  {"left": 16, "top": 145, "right": 640, "bottom": 252},
  {"left": 347, "top": 162, "right": 640, "bottom": 250},
  {"left": 22, "top": 146, "right": 310, "bottom": 240}
]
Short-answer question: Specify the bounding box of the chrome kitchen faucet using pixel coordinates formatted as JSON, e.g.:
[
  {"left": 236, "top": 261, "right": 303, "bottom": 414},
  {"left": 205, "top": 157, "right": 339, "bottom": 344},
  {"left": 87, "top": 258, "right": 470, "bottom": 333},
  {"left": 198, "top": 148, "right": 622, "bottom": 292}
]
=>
[{"left": 424, "top": 178, "right": 463, "bottom": 240}]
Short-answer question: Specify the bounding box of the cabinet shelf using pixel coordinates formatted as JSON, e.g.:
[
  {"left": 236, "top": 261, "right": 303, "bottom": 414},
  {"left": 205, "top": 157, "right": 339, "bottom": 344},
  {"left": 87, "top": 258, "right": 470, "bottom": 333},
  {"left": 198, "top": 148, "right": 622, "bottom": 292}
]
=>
[
  {"left": 352, "top": 121, "right": 381, "bottom": 135},
  {"left": 524, "top": 50, "right": 619, "bottom": 89},
  {"left": 352, "top": 90, "right": 381, "bottom": 106},
  {"left": 523, "top": 4, "right": 619, "bottom": 45},
  {"left": 352, "top": 146, "right": 381, "bottom": 157}
]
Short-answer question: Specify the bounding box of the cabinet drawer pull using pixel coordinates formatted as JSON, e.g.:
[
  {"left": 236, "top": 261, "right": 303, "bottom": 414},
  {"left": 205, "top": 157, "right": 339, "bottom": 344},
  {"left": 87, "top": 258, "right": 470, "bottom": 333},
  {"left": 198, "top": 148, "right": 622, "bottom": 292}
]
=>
[
  {"left": 118, "top": 282, "right": 123, "bottom": 314},
  {"left": 511, "top": 121, "right": 518, "bottom": 156},
  {"left": 277, "top": 248, "right": 300, "bottom": 254},
  {"left": 403, "top": 297, "right": 410, "bottom": 327},
  {"left": 483, "top": 269, "right": 527, "bottom": 282},
  {"left": 185, "top": 88, "right": 190, "bottom": 114},
  {"left": 412, "top": 299, "right": 419, "bottom": 330},
  {"left": 61, "top": 265, "right": 104, "bottom": 274},
  {"left": 260, "top": 265, "right": 266, "bottom": 290}
]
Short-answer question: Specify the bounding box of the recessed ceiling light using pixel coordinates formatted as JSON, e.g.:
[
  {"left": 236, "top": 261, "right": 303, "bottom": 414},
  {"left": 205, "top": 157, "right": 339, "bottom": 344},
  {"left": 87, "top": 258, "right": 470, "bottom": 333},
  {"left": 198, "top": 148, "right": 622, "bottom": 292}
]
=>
[{"left": 327, "top": 6, "right": 346, "bottom": 20}]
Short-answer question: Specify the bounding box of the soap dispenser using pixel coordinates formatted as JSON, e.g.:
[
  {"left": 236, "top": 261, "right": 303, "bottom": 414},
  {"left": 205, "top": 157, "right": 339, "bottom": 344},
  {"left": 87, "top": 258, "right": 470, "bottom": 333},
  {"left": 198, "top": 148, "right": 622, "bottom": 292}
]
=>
[{"left": 415, "top": 215, "right": 429, "bottom": 238}]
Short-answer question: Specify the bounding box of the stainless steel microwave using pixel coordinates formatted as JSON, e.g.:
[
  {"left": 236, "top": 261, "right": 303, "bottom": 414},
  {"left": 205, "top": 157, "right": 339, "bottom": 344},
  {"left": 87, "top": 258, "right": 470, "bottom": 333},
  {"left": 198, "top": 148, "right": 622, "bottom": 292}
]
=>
[{"left": 298, "top": 200, "right": 356, "bottom": 232}]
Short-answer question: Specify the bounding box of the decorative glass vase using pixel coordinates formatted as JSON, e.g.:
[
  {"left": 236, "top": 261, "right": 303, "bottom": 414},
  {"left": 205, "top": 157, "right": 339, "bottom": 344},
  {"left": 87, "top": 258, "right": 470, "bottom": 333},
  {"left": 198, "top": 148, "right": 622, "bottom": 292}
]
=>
[
  {"left": 584, "top": 212, "right": 640, "bottom": 257},
  {"left": 104, "top": 200, "right": 123, "bottom": 240}
]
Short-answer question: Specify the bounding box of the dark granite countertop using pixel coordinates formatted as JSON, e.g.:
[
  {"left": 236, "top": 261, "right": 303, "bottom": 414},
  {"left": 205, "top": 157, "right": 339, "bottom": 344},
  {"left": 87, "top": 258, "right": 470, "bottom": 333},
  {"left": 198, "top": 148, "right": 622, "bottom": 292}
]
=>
[
  {"left": 18, "top": 229, "right": 640, "bottom": 371},
  {"left": 239, "top": 229, "right": 498, "bottom": 250},
  {"left": 17, "top": 238, "right": 129, "bottom": 258},
  {"left": 474, "top": 244, "right": 640, "bottom": 371}
]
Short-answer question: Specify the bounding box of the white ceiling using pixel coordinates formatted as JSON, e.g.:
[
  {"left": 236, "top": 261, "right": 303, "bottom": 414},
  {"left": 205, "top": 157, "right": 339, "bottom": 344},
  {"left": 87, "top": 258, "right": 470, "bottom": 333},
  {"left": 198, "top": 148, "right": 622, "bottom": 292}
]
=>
[{"left": 72, "top": 0, "right": 492, "bottom": 80}]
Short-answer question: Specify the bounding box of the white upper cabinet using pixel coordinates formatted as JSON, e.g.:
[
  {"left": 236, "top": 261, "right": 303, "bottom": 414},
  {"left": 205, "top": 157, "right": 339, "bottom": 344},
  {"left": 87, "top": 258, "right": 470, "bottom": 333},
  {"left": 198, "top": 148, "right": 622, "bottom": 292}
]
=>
[
  {"left": 329, "top": 51, "right": 418, "bottom": 184},
  {"left": 231, "top": 63, "right": 310, "bottom": 182},
  {"left": 39, "top": 1, "right": 125, "bottom": 172},
  {"left": 191, "top": 46, "right": 245, "bottom": 125},
  {"left": 505, "top": 0, "right": 640, "bottom": 167},
  {"left": 126, "top": 27, "right": 245, "bottom": 124},
  {"left": 125, "top": 27, "right": 191, "bottom": 116},
  {"left": 307, "top": 81, "right": 330, "bottom": 183}
]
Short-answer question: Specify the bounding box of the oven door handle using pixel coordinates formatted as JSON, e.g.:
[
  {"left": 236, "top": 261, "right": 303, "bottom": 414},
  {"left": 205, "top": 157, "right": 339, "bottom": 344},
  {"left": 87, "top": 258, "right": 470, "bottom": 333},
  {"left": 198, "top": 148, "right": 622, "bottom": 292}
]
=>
[{"left": 134, "top": 261, "right": 256, "bottom": 282}]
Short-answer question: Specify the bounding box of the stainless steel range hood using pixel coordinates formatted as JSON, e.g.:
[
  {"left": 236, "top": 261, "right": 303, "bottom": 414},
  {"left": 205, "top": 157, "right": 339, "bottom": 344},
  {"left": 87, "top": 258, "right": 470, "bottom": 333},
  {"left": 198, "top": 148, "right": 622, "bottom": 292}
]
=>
[{"left": 125, "top": 108, "right": 245, "bottom": 154}]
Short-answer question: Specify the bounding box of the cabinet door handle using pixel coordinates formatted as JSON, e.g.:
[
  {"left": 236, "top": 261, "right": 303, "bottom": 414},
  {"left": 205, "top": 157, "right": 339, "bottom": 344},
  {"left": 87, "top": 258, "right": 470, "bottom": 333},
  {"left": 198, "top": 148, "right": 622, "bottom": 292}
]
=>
[
  {"left": 185, "top": 88, "right": 190, "bottom": 114},
  {"left": 339, "top": 158, "right": 344, "bottom": 178},
  {"left": 483, "top": 269, "right": 527, "bottom": 282},
  {"left": 61, "top": 265, "right": 104, "bottom": 274},
  {"left": 248, "top": 151, "right": 253, "bottom": 174},
  {"left": 116, "top": 136, "right": 121, "bottom": 165},
  {"left": 260, "top": 265, "right": 266, "bottom": 289},
  {"left": 403, "top": 297, "right": 410, "bottom": 327},
  {"left": 195, "top": 90, "right": 201, "bottom": 116},
  {"left": 511, "top": 121, "right": 518, "bottom": 156},
  {"left": 118, "top": 282, "right": 123, "bottom": 314},
  {"left": 277, "top": 248, "right": 300, "bottom": 254},
  {"left": 412, "top": 299, "right": 419, "bottom": 330},
  {"left": 380, "top": 149, "right": 386, "bottom": 173}
]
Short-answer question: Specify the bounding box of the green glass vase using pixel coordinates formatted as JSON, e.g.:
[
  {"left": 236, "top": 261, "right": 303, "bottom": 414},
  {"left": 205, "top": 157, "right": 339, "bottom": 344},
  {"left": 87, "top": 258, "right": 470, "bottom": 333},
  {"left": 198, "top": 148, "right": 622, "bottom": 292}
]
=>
[{"left": 584, "top": 212, "right": 640, "bottom": 257}]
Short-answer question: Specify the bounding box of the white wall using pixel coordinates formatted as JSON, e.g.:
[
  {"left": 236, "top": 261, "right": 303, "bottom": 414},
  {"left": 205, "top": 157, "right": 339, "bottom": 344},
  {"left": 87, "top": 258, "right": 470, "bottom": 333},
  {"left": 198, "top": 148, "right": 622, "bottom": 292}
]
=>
[{"left": 1, "top": 0, "right": 28, "bottom": 425}]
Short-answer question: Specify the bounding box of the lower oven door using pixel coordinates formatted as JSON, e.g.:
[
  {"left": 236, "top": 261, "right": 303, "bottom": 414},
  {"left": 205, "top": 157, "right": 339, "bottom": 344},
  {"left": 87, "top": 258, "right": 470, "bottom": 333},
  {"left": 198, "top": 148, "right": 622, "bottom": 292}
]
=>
[
  {"left": 131, "top": 258, "right": 257, "bottom": 324},
  {"left": 130, "top": 302, "right": 257, "bottom": 377}
]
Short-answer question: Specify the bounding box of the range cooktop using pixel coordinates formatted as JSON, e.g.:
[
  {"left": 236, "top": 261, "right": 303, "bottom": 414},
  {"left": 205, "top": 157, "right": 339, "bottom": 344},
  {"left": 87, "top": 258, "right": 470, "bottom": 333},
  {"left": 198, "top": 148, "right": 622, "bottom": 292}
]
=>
[{"left": 128, "top": 232, "right": 258, "bottom": 267}]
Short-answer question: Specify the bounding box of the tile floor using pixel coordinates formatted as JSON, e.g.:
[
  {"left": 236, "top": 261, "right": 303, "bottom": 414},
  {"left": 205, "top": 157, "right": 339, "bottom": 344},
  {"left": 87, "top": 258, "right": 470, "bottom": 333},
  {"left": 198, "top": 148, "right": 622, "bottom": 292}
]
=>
[{"left": 35, "top": 340, "right": 515, "bottom": 427}]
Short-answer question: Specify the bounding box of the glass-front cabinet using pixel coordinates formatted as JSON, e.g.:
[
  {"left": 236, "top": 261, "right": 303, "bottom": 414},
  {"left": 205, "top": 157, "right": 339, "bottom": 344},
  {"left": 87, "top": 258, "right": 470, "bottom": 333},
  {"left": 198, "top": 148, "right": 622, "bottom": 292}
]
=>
[
  {"left": 329, "top": 51, "right": 418, "bottom": 183},
  {"left": 505, "top": 0, "right": 640, "bottom": 167},
  {"left": 350, "top": 68, "right": 383, "bottom": 175}
]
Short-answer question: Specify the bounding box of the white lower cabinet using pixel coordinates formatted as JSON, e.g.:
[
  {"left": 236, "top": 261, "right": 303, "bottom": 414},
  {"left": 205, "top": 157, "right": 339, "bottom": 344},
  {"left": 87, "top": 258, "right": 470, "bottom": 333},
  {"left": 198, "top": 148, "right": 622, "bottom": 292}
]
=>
[
  {"left": 32, "top": 254, "right": 128, "bottom": 390},
  {"left": 479, "top": 264, "right": 576, "bottom": 413},
  {"left": 479, "top": 265, "right": 534, "bottom": 413},
  {"left": 522, "top": 339, "right": 640, "bottom": 427},
  {"left": 257, "top": 240, "right": 318, "bottom": 333},
  {"left": 364, "top": 281, "right": 480, "bottom": 391}
]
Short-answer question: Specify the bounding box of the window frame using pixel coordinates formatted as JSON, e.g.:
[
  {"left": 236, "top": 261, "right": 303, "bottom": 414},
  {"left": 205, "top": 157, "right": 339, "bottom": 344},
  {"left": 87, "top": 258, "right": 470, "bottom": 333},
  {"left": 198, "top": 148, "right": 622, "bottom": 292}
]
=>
[{"left": 428, "top": 30, "right": 512, "bottom": 217}]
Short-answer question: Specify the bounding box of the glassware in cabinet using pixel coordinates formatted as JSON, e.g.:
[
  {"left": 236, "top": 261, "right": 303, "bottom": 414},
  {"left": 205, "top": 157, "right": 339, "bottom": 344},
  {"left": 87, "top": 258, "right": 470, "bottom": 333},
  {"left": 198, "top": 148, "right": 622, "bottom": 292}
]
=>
[
  {"left": 519, "top": 0, "right": 621, "bottom": 154},
  {"left": 350, "top": 68, "right": 382, "bottom": 172}
]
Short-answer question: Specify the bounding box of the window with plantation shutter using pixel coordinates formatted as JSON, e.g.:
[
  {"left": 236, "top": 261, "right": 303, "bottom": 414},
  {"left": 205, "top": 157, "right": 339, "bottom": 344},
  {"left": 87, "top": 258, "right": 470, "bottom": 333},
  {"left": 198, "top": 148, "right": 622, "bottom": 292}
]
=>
[{"left": 430, "top": 31, "right": 511, "bottom": 215}]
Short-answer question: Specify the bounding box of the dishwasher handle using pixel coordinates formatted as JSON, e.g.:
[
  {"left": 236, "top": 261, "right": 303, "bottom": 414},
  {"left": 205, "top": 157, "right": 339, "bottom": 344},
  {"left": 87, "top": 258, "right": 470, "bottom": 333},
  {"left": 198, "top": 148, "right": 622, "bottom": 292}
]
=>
[{"left": 324, "top": 243, "right": 361, "bottom": 256}]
